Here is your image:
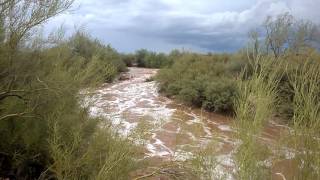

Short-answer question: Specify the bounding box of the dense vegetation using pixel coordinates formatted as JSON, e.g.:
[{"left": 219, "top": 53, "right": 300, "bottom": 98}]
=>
[
  {"left": 0, "top": 1, "right": 137, "bottom": 179},
  {"left": 121, "top": 49, "right": 180, "bottom": 68},
  {"left": 156, "top": 13, "right": 320, "bottom": 117},
  {"left": 1, "top": 0, "right": 320, "bottom": 179},
  {"left": 155, "top": 13, "right": 320, "bottom": 179},
  {"left": 156, "top": 53, "right": 245, "bottom": 113}
]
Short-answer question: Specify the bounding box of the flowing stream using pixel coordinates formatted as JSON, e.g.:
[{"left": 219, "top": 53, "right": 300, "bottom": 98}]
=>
[{"left": 85, "top": 67, "right": 293, "bottom": 179}]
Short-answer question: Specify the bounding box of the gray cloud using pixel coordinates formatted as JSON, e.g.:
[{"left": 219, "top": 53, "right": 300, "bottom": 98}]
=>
[{"left": 45, "top": 0, "right": 320, "bottom": 52}]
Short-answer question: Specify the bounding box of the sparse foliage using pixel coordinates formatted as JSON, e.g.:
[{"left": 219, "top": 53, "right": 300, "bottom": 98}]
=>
[{"left": 264, "top": 13, "right": 319, "bottom": 57}]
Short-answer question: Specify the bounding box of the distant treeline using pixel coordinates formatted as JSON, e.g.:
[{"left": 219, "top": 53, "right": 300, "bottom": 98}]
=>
[{"left": 120, "top": 49, "right": 180, "bottom": 68}]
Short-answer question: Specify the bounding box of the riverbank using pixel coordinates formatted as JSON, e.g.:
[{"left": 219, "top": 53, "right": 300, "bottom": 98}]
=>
[{"left": 84, "top": 67, "right": 295, "bottom": 179}]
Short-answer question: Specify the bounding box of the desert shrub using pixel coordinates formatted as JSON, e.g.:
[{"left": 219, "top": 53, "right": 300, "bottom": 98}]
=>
[
  {"left": 135, "top": 49, "right": 148, "bottom": 67},
  {"left": 279, "top": 59, "right": 320, "bottom": 179},
  {"left": 233, "top": 57, "right": 281, "bottom": 179},
  {"left": 144, "top": 52, "right": 167, "bottom": 68},
  {"left": 121, "top": 53, "right": 136, "bottom": 67},
  {"left": 0, "top": 47, "right": 139, "bottom": 179},
  {"left": 156, "top": 53, "right": 242, "bottom": 113},
  {"left": 178, "top": 86, "right": 201, "bottom": 106},
  {"left": 203, "top": 79, "right": 237, "bottom": 112},
  {"left": 190, "top": 141, "right": 230, "bottom": 180},
  {"left": 81, "top": 54, "right": 118, "bottom": 84},
  {"left": 102, "top": 45, "right": 127, "bottom": 73},
  {"left": 271, "top": 49, "right": 320, "bottom": 119},
  {"left": 226, "top": 52, "right": 249, "bottom": 73},
  {"left": 64, "top": 31, "right": 126, "bottom": 86},
  {"left": 49, "top": 122, "right": 138, "bottom": 180},
  {"left": 0, "top": 2, "right": 137, "bottom": 178},
  {"left": 133, "top": 49, "right": 172, "bottom": 68}
]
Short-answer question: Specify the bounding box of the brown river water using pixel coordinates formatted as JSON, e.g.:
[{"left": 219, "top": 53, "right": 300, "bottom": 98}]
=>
[{"left": 85, "top": 67, "right": 295, "bottom": 180}]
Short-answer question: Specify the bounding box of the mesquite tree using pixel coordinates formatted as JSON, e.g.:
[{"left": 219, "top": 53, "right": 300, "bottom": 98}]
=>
[
  {"left": 0, "top": 0, "right": 73, "bottom": 120},
  {"left": 264, "top": 13, "right": 319, "bottom": 58}
]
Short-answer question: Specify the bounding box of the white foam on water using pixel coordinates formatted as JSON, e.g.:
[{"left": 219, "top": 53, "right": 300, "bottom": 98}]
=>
[
  {"left": 196, "top": 155, "right": 235, "bottom": 180},
  {"left": 176, "top": 126, "right": 181, "bottom": 133},
  {"left": 284, "top": 149, "right": 296, "bottom": 159},
  {"left": 214, "top": 164, "right": 235, "bottom": 180},
  {"left": 173, "top": 149, "right": 194, "bottom": 161},
  {"left": 145, "top": 133, "right": 174, "bottom": 157},
  {"left": 187, "top": 132, "right": 197, "bottom": 141},
  {"left": 81, "top": 68, "right": 267, "bottom": 178},
  {"left": 84, "top": 68, "right": 176, "bottom": 137},
  {"left": 146, "top": 144, "right": 171, "bottom": 157},
  {"left": 218, "top": 125, "right": 233, "bottom": 132},
  {"left": 203, "top": 126, "right": 213, "bottom": 138},
  {"left": 216, "top": 154, "right": 235, "bottom": 167}
]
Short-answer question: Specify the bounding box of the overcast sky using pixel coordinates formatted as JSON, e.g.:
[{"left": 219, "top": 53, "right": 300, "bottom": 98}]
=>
[{"left": 45, "top": 0, "right": 320, "bottom": 53}]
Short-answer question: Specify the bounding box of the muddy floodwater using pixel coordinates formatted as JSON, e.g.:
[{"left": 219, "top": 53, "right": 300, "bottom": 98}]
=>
[{"left": 85, "top": 67, "right": 293, "bottom": 179}]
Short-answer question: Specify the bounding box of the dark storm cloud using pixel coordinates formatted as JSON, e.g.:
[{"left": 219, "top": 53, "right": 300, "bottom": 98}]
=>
[{"left": 46, "top": 0, "right": 320, "bottom": 52}]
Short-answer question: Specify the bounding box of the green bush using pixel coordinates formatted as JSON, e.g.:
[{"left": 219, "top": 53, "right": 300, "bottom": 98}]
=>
[
  {"left": 65, "top": 31, "right": 127, "bottom": 86},
  {"left": 133, "top": 49, "right": 173, "bottom": 68},
  {"left": 271, "top": 50, "right": 320, "bottom": 119},
  {"left": 284, "top": 59, "right": 320, "bottom": 179},
  {"left": 135, "top": 49, "right": 148, "bottom": 67},
  {"left": 156, "top": 53, "right": 242, "bottom": 113},
  {"left": 0, "top": 30, "right": 137, "bottom": 179},
  {"left": 203, "top": 79, "right": 237, "bottom": 112},
  {"left": 178, "top": 87, "right": 200, "bottom": 105},
  {"left": 233, "top": 57, "right": 281, "bottom": 179},
  {"left": 121, "top": 53, "right": 136, "bottom": 67}
]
